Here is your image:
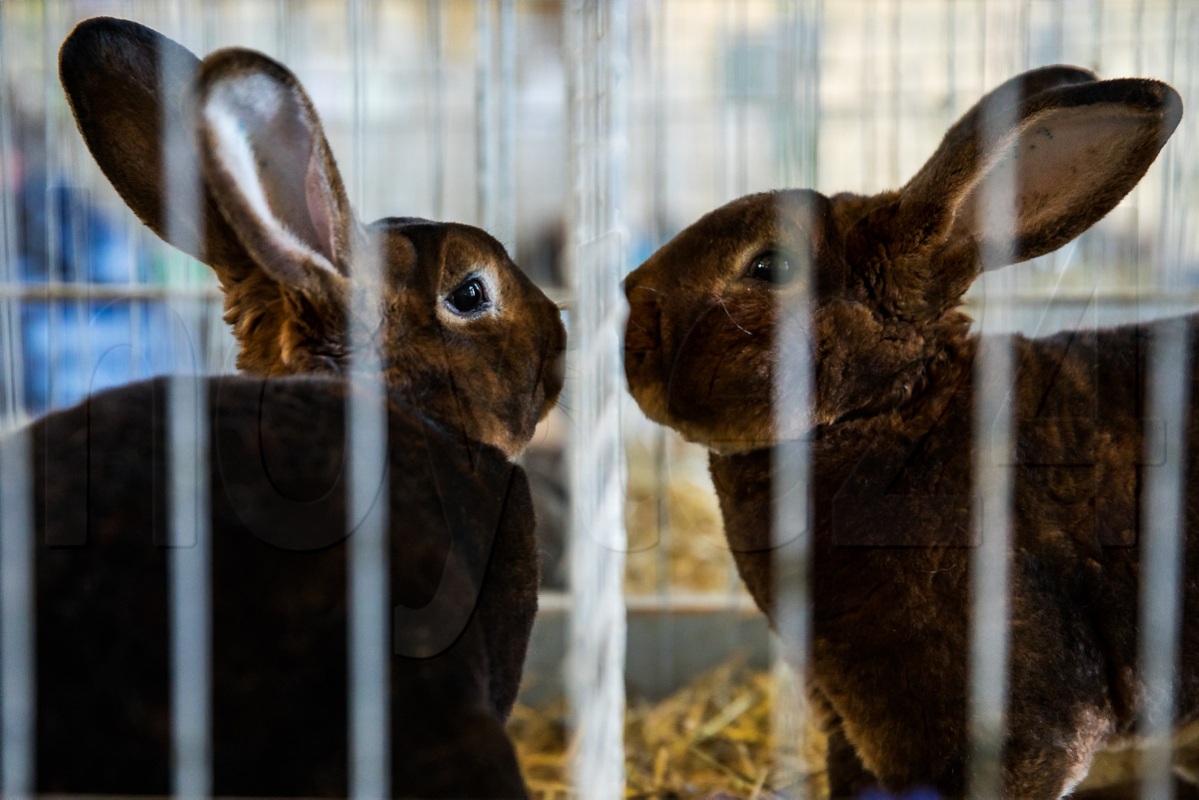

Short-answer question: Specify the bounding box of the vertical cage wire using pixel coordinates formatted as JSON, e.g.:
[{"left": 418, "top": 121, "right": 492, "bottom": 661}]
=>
[
  {"left": 887, "top": 0, "right": 900, "bottom": 186},
  {"left": 0, "top": 0, "right": 23, "bottom": 429},
  {"left": 497, "top": 0, "right": 517, "bottom": 252},
  {"left": 1, "top": 10, "right": 39, "bottom": 794},
  {"left": 38, "top": 1, "right": 60, "bottom": 414},
  {"left": 0, "top": 427, "right": 32, "bottom": 800},
  {"left": 0, "top": 8, "right": 32, "bottom": 764},
  {"left": 1138, "top": 4, "right": 1193, "bottom": 798},
  {"left": 0, "top": 1, "right": 1197, "bottom": 797},
  {"left": 566, "top": 0, "right": 629, "bottom": 796},
  {"left": 860, "top": 0, "right": 877, "bottom": 190},
  {"left": 424, "top": 0, "right": 448, "bottom": 221},
  {"left": 476, "top": 0, "right": 495, "bottom": 234},
  {"left": 48, "top": 2, "right": 75, "bottom": 414},
  {"left": 966, "top": 3, "right": 1023, "bottom": 796},
  {"left": 475, "top": 0, "right": 518, "bottom": 248},
  {"left": 1139, "top": 326, "right": 1190, "bottom": 799},
  {"left": 647, "top": 0, "right": 667, "bottom": 601},
  {"left": 159, "top": 2, "right": 212, "bottom": 795},
  {"left": 52, "top": 2, "right": 83, "bottom": 412},
  {"left": 346, "top": 1, "right": 391, "bottom": 797},
  {"left": 634, "top": 0, "right": 673, "bottom": 606},
  {"left": 167, "top": 374, "right": 211, "bottom": 800},
  {"left": 771, "top": 0, "right": 821, "bottom": 794},
  {"left": 275, "top": 0, "right": 292, "bottom": 64}
]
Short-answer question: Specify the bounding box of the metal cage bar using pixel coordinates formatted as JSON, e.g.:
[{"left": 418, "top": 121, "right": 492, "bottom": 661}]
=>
[
  {"left": 1137, "top": 5, "right": 1193, "bottom": 798},
  {"left": 0, "top": 2, "right": 1195, "bottom": 798},
  {"left": 566, "top": 0, "right": 630, "bottom": 796},
  {"left": 346, "top": 2, "right": 391, "bottom": 797},
  {"left": 771, "top": 1, "right": 822, "bottom": 795},
  {"left": 159, "top": 3, "right": 213, "bottom": 795}
]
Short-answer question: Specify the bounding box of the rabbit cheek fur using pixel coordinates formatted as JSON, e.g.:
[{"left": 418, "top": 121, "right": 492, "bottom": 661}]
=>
[
  {"left": 623, "top": 192, "right": 820, "bottom": 449},
  {"left": 26, "top": 375, "right": 536, "bottom": 797},
  {"left": 625, "top": 67, "right": 1186, "bottom": 797},
  {"left": 376, "top": 220, "right": 567, "bottom": 458},
  {"left": 624, "top": 192, "right": 935, "bottom": 453}
]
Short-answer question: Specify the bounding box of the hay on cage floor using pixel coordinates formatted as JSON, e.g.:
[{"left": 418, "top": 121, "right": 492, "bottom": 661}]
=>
[
  {"left": 509, "top": 661, "right": 828, "bottom": 800},
  {"left": 623, "top": 434, "right": 746, "bottom": 597}
]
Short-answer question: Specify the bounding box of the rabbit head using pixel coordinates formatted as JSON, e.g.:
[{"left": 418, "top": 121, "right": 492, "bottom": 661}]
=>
[
  {"left": 59, "top": 17, "right": 565, "bottom": 457},
  {"left": 624, "top": 66, "right": 1182, "bottom": 453}
]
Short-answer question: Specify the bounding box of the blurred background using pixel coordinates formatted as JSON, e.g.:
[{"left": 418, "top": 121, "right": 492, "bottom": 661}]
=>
[{"left": 1, "top": 1, "right": 1197, "bottom": 797}]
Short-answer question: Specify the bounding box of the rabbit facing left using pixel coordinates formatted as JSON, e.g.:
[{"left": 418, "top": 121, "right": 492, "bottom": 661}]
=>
[
  {"left": 59, "top": 16, "right": 565, "bottom": 457},
  {"left": 624, "top": 66, "right": 1188, "bottom": 798}
]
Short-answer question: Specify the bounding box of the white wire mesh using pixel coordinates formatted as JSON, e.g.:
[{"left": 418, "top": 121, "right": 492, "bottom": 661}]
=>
[
  {"left": 0, "top": 8, "right": 33, "bottom": 796},
  {"left": 966, "top": 7, "right": 1022, "bottom": 797},
  {"left": 346, "top": 2, "right": 392, "bottom": 796},
  {"left": 1137, "top": 7, "right": 1194, "bottom": 799},
  {"left": 566, "top": 1, "right": 629, "bottom": 796},
  {"left": 0, "top": 429, "right": 32, "bottom": 799},
  {"left": 771, "top": 3, "right": 822, "bottom": 795},
  {"left": 157, "top": 4, "right": 213, "bottom": 794},
  {"left": 0, "top": 1, "right": 1196, "bottom": 798}
]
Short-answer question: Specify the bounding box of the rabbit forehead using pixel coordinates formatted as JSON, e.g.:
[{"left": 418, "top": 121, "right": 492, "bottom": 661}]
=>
[
  {"left": 436, "top": 224, "right": 515, "bottom": 282},
  {"left": 372, "top": 219, "right": 513, "bottom": 288},
  {"left": 641, "top": 189, "right": 832, "bottom": 286}
]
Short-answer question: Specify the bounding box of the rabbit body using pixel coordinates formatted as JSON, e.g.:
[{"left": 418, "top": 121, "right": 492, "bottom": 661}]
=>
[
  {"left": 712, "top": 322, "right": 1199, "bottom": 797},
  {"left": 17, "top": 374, "right": 535, "bottom": 797},
  {"left": 624, "top": 67, "right": 1187, "bottom": 797}
]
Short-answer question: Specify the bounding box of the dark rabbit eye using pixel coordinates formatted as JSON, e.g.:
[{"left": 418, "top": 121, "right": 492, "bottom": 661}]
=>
[
  {"left": 749, "top": 251, "right": 797, "bottom": 285},
  {"left": 447, "top": 277, "right": 489, "bottom": 315}
]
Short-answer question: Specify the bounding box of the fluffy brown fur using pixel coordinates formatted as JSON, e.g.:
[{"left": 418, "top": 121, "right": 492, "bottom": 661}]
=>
[
  {"left": 59, "top": 17, "right": 565, "bottom": 457},
  {"left": 624, "top": 66, "right": 1187, "bottom": 797},
  {"left": 48, "top": 16, "right": 563, "bottom": 796},
  {"left": 23, "top": 375, "right": 535, "bottom": 797}
]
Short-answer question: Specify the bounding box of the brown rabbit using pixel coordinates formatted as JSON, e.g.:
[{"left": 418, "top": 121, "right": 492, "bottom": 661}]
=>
[
  {"left": 59, "top": 17, "right": 565, "bottom": 457},
  {"left": 21, "top": 373, "right": 536, "bottom": 797},
  {"left": 19, "top": 15, "right": 566, "bottom": 797},
  {"left": 624, "top": 66, "right": 1188, "bottom": 798}
]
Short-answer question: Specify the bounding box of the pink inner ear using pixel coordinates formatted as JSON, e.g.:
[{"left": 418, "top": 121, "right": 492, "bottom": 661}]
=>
[
  {"left": 953, "top": 106, "right": 1154, "bottom": 247},
  {"left": 305, "top": 146, "right": 338, "bottom": 266}
]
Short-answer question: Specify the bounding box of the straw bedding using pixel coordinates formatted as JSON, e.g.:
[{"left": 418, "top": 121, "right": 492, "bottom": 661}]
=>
[{"left": 509, "top": 661, "right": 828, "bottom": 800}]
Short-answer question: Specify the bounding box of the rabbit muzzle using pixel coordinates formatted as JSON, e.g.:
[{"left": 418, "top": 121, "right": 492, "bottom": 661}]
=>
[
  {"left": 624, "top": 284, "right": 663, "bottom": 354},
  {"left": 535, "top": 307, "right": 568, "bottom": 421},
  {"left": 623, "top": 280, "right": 673, "bottom": 425}
]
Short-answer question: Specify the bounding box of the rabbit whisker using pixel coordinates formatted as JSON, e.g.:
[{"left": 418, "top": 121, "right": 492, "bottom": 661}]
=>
[{"left": 717, "top": 297, "right": 753, "bottom": 337}]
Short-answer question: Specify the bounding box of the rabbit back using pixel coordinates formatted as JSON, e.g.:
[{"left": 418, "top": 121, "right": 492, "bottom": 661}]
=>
[{"left": 23, "top": 375, "right": 534, "bottom": 797}]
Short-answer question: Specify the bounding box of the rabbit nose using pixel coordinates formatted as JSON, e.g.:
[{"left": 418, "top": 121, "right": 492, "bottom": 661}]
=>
[
  {"left": 621, "top": 272, "right": 642, "bottom": 299},
  {"left": 624, "top": 284, "right": 662, "bottom": 353}
]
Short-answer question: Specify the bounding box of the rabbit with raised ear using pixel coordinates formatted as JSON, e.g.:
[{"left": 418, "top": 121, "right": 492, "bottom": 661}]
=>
[
  {"left": 25, "top": 15, "right": 562, "bottom": 797},
  {"left": 625, "top": 66, "right": 1187, "bottom": 797},
  {"left": 59, "top": 17, "right": 565, "bottom": 457}
]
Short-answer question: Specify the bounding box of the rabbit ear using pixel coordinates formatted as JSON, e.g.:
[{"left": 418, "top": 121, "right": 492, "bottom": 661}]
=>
[
  {"left": 887, "top": 69, "right": 1182, "bottom": 306},
  {"left": 913, "top": 65, "right": 1099, "bottom": 174},
  {"left": 195, "top": 48, "right": 357, "bottom": 288},
  {"left": 58, "top": 17, "right": 254, "bottom": 273}
]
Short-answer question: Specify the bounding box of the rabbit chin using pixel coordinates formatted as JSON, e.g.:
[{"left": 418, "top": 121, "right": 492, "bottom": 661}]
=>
[
  {"left": 628, "top": 378, "right": 813, "bottom": 455},
  {"left": 688, "top": 416, "right": 817, "bottom": 455}
]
